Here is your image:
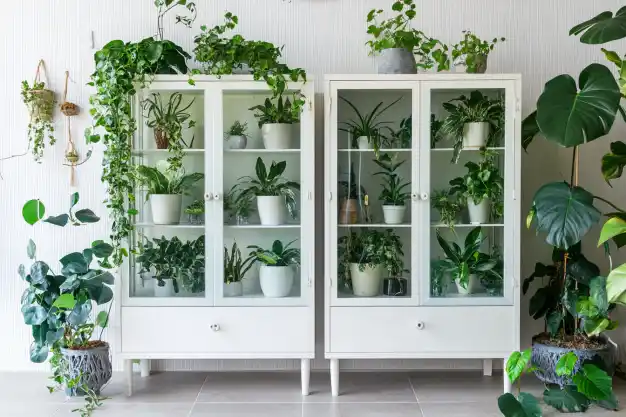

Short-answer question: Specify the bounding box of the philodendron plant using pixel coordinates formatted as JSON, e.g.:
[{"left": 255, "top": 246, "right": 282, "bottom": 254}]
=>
[{"left": 247, "top": 239, "right": 301, "bottom": 267}]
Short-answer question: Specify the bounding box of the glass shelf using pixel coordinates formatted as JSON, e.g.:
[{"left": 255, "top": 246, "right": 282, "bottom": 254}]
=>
[
  {"left": 225, "top": 149, "right": 301, "bottom": 154},
  {"left": 431, "top": 147, "right": 505, "bottom": 152},
  {"left": 132, "top": 149, "right": 205, "bottom": 156},
  {"left": 338, "top": 223, "right": 411, "bottom": 228},
  {"left": 430, "top": 223, "right": 504, "bottom": 228}
]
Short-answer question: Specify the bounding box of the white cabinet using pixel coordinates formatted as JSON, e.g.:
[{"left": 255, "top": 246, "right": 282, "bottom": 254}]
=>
[
  {"left": 115, "top": 76, "right": 315, "bottom": 395},
  {"left": 324, "top": 74, "right": 521, "bottom": 396}
]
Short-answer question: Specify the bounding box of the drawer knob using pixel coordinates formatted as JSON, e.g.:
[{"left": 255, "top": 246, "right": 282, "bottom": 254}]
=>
[
  {"left": 210, "top": 324, "right": 221, "bottom": 332},
  {"left": 416, "top": 322, "right": 425, "bottom": 330}
]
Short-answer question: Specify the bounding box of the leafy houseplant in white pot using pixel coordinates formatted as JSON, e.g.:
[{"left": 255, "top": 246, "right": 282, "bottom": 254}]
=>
[
  {"left": 373, "top": 153, "right": 411, "bottom": 225},
  {"left": 223, "top": 241, "right": 254, "bottom": 297},
  {"left": 247, "top": 239, "right": 301, "bottom": 298},
  {"left": 238, "top": 157, "right": 300, "bottom": 225},
  {"left": 249, "top": 95, "right": 301, "bottom": 149},
  {"left": 449, "top": 151, "right": 503, "bottom": 224},
  {"left": 440, "top": 91, "right": 505, "bottom": 163},
  {"left": 451, "top": 30, "right": 505, "bottom": 74},
  {"left": 135, "top": 161, "right": 204, "bottom": 225},
  {"left": 365, "top": 0, "right": 449, "bottom": 74},
  {"left": 225, "top": 120, "right": 248, "bottom": 149},
  {"left": 224, "top": 184, "right": 257, "bottom": 225},
  {"left": 431, "top": 189, "right": 465, "bottom": 228}
]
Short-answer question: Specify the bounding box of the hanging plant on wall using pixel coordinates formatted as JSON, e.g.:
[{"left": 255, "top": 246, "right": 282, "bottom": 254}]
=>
[{"left": 22, "top": 60, "right": 56, "bottom": 162}]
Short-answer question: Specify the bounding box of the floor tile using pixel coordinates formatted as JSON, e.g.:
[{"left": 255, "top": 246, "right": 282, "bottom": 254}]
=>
[
  {"left": 191, "top": 403, "right": 302, "bottom": 417},
  {"left": 196, "top": 372, "right": 303, "bottom": 403},
  {"left": 0, "top": 373, "right": 67, "bottom": 403},
  {"left": 54, "top": 403, "right": 193, "bottom": 417},
  {"left": 4, "top": 402, "right": 62, "bottom": 417},
  {"left": 303, "top": 403, "right": 423, "bottom": 417},
  {"left": 410, "top": 372, "right": 502, "bottom": 402},
  {"left": 98, "top": 372, "right": 206, "bottom": 403},
  {"left": 306, "top": 372, "right": 417, "bottom": 403},
  {"left": 419, "top": 401, "right": 500, "bottom": 417}
]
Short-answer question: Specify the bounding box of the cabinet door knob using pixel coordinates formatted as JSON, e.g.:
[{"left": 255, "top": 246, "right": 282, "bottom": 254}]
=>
[
  {"left": 210, "top": 324, "right": 221, "bottom": 332},
  {"left": 416, "top": 322, "right": 425, "bottom": 330},
  {"left": 411, "top": 192, "right": 418, "bottom": 201},
  {"left": 213, "top": 193, "right": 221, "bottom": 201},
  {"left": 420, "top": 192, "right": 429, "bottom": 201},
  {"left": 205, "top": 193, "right": 213, "bottom": 201}
]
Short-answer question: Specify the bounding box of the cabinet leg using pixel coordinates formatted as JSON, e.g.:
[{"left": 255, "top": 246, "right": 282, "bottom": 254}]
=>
[
  {"left": 301, "top": 359, "right": 311, "bottom": 396},
  {"left": 503, "top": 357, "right": 512, "bottom": 393},
  {"left": 140, "top": 359, "right": 151, "bottom": 377},
  {"left": 124, "top": 359, "right": 133, "bottom": 396},
  {"left": 483, "top": 359, "right": 493, "bottom": 377},
  {"left": 330, "top": 359, "right": 339, "bottom": 397}
]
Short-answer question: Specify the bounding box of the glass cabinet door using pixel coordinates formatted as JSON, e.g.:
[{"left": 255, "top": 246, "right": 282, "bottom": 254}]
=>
[
  {"left": 329, "top": 81, "right": 418, "bottom": 306},
  {"left": 420, "top": 80, "right": 515, "bottom": 305}
]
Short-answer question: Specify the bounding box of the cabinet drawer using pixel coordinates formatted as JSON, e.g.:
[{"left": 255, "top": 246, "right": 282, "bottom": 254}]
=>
[
  {"left": 121, "top": 307, "right": 312, "bottom": 354},
  {"left": 329, "top": 307, "right": 515, "bottom": 354}
]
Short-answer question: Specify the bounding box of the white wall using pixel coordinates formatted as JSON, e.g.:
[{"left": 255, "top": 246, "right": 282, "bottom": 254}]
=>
[{"left": 1, "top": 0, "right": 625, "bottom": 372}]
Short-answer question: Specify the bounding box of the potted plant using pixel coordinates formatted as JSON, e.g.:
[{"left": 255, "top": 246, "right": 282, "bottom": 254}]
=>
[
  {"left": 135, "top": 161, "right": 204, "bottom": 225},
  {"left": 384, "top": 116, "right": 411, "bottom": 149},
  {"left": 431, "top": 189, "right": 464, "bottom": 228},
  {"left": 224, "top": 184, "right": 256, "bottom": 225},
  {"left": 338, "top": 229, "right": 404, "bottom": 297},
  {"left": 338, "top": 163, "right": 367, "bottom": 224},
  {"left": 238, "top": 157, "right": 300, "bottom": 225},
  {"left": 449, "top": 152, "right": 503, "bottom": 224},
  {"left": 366, "top": 0, "right": 449, "bottom": 74},
  {"left": 373, "top": 153, "right": 411, "bottom": 225},
  {"left": 137, "top": 236, "right": 183, "bottom": 296},
  {"left": 339, "top": 96, "right": 401, "bottom": 156},
  {"left": 451, "top": 30, "right": 505, "bottom": 74},
  {"left": 21, "top": 78, "right": 55, "bottom": 162},
  {"left": 439, "top": 91, "right": 505, "bottom": 162},
  {"left": 432, "top": 227, "right": 502, "bottom": 295},
  {"left": 225, "top": 120, "right": 249, "bottom": 149},
  {"left": 223, "top": 241, "right": 255, "bottom": 297},
  {"left": 249, "top": 95, "right": 300, "bottom": 149},
  {"left": 184, "top": 199, "right": 205, "bottom": 224},
  {"left": 177, "top": 235, "right": 205, "bottom": 295},
  {"left": 247, "top": 239, "right": 301, "bottom": 298},
  {"left": 143, "top": 92, "right": 196, "bottom": 171},
  {"left": 430, "top": 114, "right": 443, "bottom": 148}
]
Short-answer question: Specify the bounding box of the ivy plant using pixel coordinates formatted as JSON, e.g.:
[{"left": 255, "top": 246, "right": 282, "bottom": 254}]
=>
[{"left": 21, "top": 80, "right": 55, "bottom": 162}]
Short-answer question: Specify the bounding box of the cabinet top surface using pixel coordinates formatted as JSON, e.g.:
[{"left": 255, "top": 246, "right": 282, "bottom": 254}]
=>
[{"left": 324, "top": 74, "right": 522, "bottom": 82}]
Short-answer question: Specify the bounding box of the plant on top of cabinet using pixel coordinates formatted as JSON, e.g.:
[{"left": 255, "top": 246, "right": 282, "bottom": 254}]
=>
[
  {"left": 431, "top": 189, "right": 464, "bottom": 228},
  {"left": 449, "top": 151, "right": 503, "bottom": 224},
  {"left": 439, "top": 91, "right": 504, "bottom": 163},
  {"left": 224, "top": 241, "right": 255, "bottom": 297},
  {"left": 373, "top": 153, "right": 411, "bottom": 225},
  {"left": 432, "top": 227, "right": 502, "bottom": 295},
  {"left": 338, "top": 163, "right": 367, "bottom": 225},
  {"left": 224, "top": 184, "right": 256, "bottom": 225},
  {"left": 248, "top": 239, "right": 301, "bottom": 298},
  {"left": 384, "top": 116, "right": 411, "bottom": 149},
  {"left": 238, "top": 157, "right": 300, "bottom": 226},
  {"left": 451, "top": 30, "right": 505, "bottom": 74},
  {"left": 366, "top": 0, "right": 449, "bottom": 74},
  {"left": 249, "top": 95, "right": 302, "bottom": 149},
  {"left": 339, "top": 96, "right": 401, "bottom": 157},
  {"left": 225, "top": 120, "right": 249, "bottom": 150},
  {"left": 143, "top": 92, "right": 196, "bottom": 172},
  {"left": 184, "top": 199, "right": 205, "bottom": 224},
  {"left": 135, "top": 162, "right": 204, "bottom": 225},
  {"left": 338, "top": 229, "right": 404, "bottom": 297},
  {"left": 21, "top": 71, "right": 55, "bottom": 162}
]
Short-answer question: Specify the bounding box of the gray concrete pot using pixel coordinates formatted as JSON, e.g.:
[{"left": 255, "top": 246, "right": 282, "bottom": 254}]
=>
[
  {"left": 531, "top": 335, "right": 616, "bottom": 388},
  {"left": 377, "top": 48, "right": 417, "bottom": 74},
  {"left": 61, "top": 343, "right": 112, "bottom": 396}
]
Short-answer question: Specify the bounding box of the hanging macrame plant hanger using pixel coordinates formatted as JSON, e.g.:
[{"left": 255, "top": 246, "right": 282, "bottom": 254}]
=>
[{"left": 61, "top": 71, "right": 90, "bottom": 185}]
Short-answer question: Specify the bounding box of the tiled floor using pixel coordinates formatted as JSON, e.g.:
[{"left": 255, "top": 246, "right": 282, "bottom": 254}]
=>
[{"left": 0, "top": 371, "right": 623, "bottom": 416}]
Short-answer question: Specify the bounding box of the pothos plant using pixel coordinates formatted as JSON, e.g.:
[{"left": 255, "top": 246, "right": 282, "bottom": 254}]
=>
[{"left": 21, "top": 80, "right": 55, "bottom": 162}]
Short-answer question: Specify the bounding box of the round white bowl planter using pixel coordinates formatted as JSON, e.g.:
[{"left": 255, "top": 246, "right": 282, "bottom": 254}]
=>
[
  {"left": 382, "top": 205, "right": 406, "bottom": 225},
  {"left": 261, "top": 123, "right": 292, "bottom": 149},
  {"left": 228, "top": 135, "right": 247, "bottom": 150},
  {"left": 257, "top": 196, "right": 287, "bottom": 225},
  {"left": 356, "top": 136, "right": 372, "bottom": 150},
  {"left": 154, "top": 279, "right": 175, "bottom": 297},
  {"left": 350, "top": 263, "right": 383, "bottom": 297},
  {"left": 259, "top": 265, "right": 294, "bottom": 298},
  {"left": 468, "top": 199, "right": 490, "bottom": 224},
  {"left": 455, "top": 274, "right": 481, "bottom": 295},
  {"left": 462, "top": 122, "right": 490, "bottom": 149},
  {"left": 224, "top": 281, "right": 243, "bottom": 297},
  {"left": 150, "top": 194, "right": 182, "bottom": 225}
]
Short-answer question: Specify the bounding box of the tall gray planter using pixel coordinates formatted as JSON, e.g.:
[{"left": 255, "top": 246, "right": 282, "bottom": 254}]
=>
[
  {"left": 61, "top": 343, "right": 112, "bottom": 396},
  {"left": 377, "top": 48, "right": 417, "bottom": 74}
]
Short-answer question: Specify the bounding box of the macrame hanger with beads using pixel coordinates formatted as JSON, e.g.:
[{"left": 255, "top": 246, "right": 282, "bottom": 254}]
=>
[{"left": 61, "top": 71, "right": 80, "bottom": 186}]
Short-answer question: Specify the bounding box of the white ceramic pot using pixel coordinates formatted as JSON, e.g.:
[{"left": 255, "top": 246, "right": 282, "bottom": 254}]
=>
[
  {"left": 455, "top": 274, "right": 482, "bottom": 295},
  {"left": 382, "top": 205, "right": 406, "bottom": 224},
  {"left": 259, "top": 265, "right": 294, "bottom": 298},
  {"left": 154, "top": 279, "right": 175, "bottom": 297},
  {"left": 228, "top": 135, "right": 247, "bottom": 149},
  {"left": 357, "top": 136, "right": 371, "bottom": 150},
  {"left": 468, "top": 199, "right": 490, "bottom": 224},
  {"left": 261, "top": 123, "right": 292, "bottom": 149},
  {"left": 224, "top": 281, "right": 243, "bottom": 297},
  {"left": 462, "top": 122, "right": 489, "bottom": 149},
  {"left": 150, "top": 194, "right": 182, "bottom": 225},
  {"left": 350, "top": 263, "right": 383, "bottom": 297},
  {"left": 257, "top": 196, "right": 287, "bottom": 225}
]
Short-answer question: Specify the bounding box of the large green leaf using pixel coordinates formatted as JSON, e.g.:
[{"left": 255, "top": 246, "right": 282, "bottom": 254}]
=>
[
  {"left": 567, "top": 255, "right": 600, "bottom": 285},
  {"left": 52, "top": 293, "right": 76, "bottom": 310},
  {"left": 589, "top": 276, "right": 608, "bottom": 314},
  {"left": 29, "top": 261, "right": 49, "bottom": 285},
  {"left": 498, "top": 393, "right": 540, "bottom": 417},
  {"left": 43, "top": 214, "right": 69, "bottom": 227},
  {"left": 22, "top": 200, "right": 45, "bottom": 225},
  {"left": 22, "top": 305, "right": 47, "bottom": 325},
  {"left": 606, "top": 262, "right": 626, "bottom": 305},
  {"left": 521, "top": 111, "right": 540, "bottom": 151},
  {"left": 68, "top": 302, "right": 92, "bottom": 327},
  {"left": 518, "top": 392, "right": 542, "bottom": 417},
  {"left": 92, "top": 240, "right": 114, "bottom": 258},
  {"left": 570, "top": 7, "right": 626, "bottom": 44},
  {"left": 546, "top": 310, "right": 563, "bottom": 336},
  {"left": 556, "top": 352, "right": 578, "bottom": 377},
  {"left": 543, "top": 385, "right": 590, "bottom": 412},
  {"left": 96, "top": 311, "right": 109, "bottom": 328},
  {"left": 75, "top": 209, "right": 100, "bottom": 223},
  {"left": 572, "top": 364, "right": 613, "bottom": 401},
  {"left": 598, "top": 214, "right": 626, "bottom": 248},
  {"left": 535, "top": 64, "right": 620, "bottom": 147},
  {"left": 506, "top": 349, "right": 532, "bottom": 383},
  {"left": 531, "top": 182, "right": 601, "bottom": 249},
  {"left": 30, "top": 344, "right": 49, "bottom": 363},
  {"left": 601, "top": 141, "right": 626, "bottom": 183}
]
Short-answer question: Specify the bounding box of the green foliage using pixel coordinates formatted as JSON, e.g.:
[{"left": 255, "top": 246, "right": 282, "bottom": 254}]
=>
[
  {"left": 184, "top": 199, "right": 205, "bottom": 215},
  {"left": 451, "top": 30, "right": 505, "bottom": 73},
  {"left": 338, "top": 229, "right": 406, "bottom": 282},
  {"left": 373, "top": 153, "right": 410, "bottom": 206},
  {"left": 543, "top": 385, "right": 590, "bottom": 413},
  {"left": 498, "top": 392, "right": 542, "bottom": 417},
  {"left": 385, "top": 116, "right": 411, "bottom": 149},
  {"left": 224, "top": 184, "right": 256, "bottom": 221},
  {"left": 449, "top": 151, "right": 503, "bottom": 217},
  {"left": 22, "top": 199, "right": 45, "bottom": 225},
  {"left": 338, "top": 162, "right": 367, "bottom": 200},
  {"left": 430, "top": 114, "right": 443, "bottom": 148},
  {"left": 21, "top": 80, "right": 55, "bottom": 162},
  {"left": 247, "top": 239, "right": 301, "bottom": 267},
  {"left": 365, "top": 0, "right": 449, "bottom": 71},
  {"left": 569, "top": 6, "right": 626, "bottom": 44},
  {"left": 154, "top": 0, "right": 197, "bottom": 41},
  {"left": 225, "top": 120, "right": 248, "bottom": 137},
  {"left": 601, "top": 141, "right": 626, "bottom": 183},
  {"left": 606, "top": 263, "right": 626, "bottom": 305},
  {"left": 506, "top": 349, "right": 533, "bottom": 383},
  {"left": 556, "top": 352, "right": 578, "bottom": 376},
  {"left": 135, "top": 162, "right": 203, "bottom": 197},
  {"left": 23, "top": 193, "right": 102, "bottom": 230},
  {"left": 431, "top": 189, "right": 464, "bottom": 228},
  {"left": 249, "top": 95, "right": 302, "bottom": 127},
  {"left": 224, "top": 241, "right": 255, "bottom": 284}
]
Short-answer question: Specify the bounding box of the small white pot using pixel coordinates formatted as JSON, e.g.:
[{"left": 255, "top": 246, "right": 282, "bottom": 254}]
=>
[
  {"left": 350, "top": 263, "right": 383, "bottom": 297},
  {"left": 154, "top": 279, "right": 175, "bottom": 297},
  {"left": 382, "top": 205, "right": 406, "bottom": 224},
  {"left": 228, "top": 135, "right": 247, "bottom": 149},
  {"left": 468, "top": 199, "right": 490, "bottom": 224},
  {"left": 455, "top": 274, "right": 482, "bottom": 295},
  {"left": 257, "top": 196, "right": 287, "bottom": 225},
  {"left": 261, "top": 123, "right": 292, "bottom": 149},
  {"left": 463, "top": 122, "right": 489, "bottom": 149},
  {"left": 150, "top": 194, "right": 182, "bottom": 225},
  {"left": 259, "top": 265, "right": 294, "bottom": 298},
  {"left": 224, "top": 281, "right": 243, "bottom": 297},
  {"left": 357, "top": 136, "right": 371, "bottom": 150}
]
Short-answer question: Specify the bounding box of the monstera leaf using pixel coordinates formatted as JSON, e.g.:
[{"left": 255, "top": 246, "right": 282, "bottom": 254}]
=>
[
  {"left": 543, "top": 385, "right": 590, "bottom": 412},
  {"left": 570, "top": 7, "right": 626, "bottom": 44},
  {"left": 601, "top": 141, "right": 626, "bottom": 183},
  {"left": 530, "top": 182, "right": 601, "bottom": 249},
  {"left": 521, "top": 111, "right": 540, "bottom": 151},
  {"left": 535, "top": 64, "right": 620, "bottom": 147}
]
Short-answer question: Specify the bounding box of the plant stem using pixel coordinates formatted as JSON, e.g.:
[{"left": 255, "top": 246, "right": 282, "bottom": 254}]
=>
[
  {"left": 594, "top": 195, "right": 626, "bottom": 213},
  {"left": 570, "top": 146, "right": 579, "bottom": 187}
]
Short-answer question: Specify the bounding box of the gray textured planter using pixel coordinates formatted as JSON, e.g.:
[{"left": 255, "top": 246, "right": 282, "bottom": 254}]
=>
[
  {"left": 531, "top": 335, "right": 615, "bottom": 388},
  {"left": 377, "top": 48, "right": 417, "bottom": 74},
  {"left": 61, "top": 343, "right": 112, "bottom": 396}
]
